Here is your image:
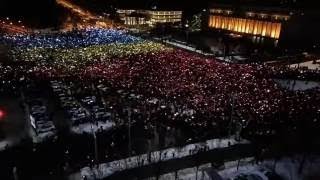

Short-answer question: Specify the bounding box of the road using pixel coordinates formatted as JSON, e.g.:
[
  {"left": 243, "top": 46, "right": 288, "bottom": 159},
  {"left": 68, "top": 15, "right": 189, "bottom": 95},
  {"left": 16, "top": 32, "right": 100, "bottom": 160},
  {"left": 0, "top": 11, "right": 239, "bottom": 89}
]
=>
[{"left": 56, "top": 0, "right": 113, "bottom": 29}]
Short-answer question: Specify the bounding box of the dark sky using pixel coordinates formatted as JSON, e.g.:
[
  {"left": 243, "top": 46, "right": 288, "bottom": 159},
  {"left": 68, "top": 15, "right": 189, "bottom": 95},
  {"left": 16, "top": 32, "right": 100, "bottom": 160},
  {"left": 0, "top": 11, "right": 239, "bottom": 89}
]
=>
[
  {"left": 0, "top": 0, "right": 61, "bottom": 27},
  {"left": 1, "top": 0, "right": 56, "bottom": 16},
  {"left": 0, "top": 0, "right": 318, "bottom": 26},
  {"left": 1, "top": 0, "right": 318, "bottom": 16}
]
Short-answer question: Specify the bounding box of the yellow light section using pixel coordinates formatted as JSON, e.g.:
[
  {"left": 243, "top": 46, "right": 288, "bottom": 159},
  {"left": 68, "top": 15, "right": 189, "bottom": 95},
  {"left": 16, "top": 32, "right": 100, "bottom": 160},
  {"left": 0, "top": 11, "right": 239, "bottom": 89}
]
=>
[{"left": 209, "top": 15, "right": 282, "bottom": 39}]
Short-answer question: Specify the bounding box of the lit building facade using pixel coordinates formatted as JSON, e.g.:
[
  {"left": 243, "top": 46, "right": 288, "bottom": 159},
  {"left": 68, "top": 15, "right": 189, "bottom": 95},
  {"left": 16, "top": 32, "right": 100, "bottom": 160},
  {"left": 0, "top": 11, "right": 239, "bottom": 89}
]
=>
[
  {"left": 207, "top": 6, "right": 290, "bottom": 39},
  {"left": 148, "top": 11, "right": 182, "bottom": 24},
  {"left": 204, "top": 2, "right": 320, "bottom": 50},
  {"left": 202, "top": 0, "right": 320, "bottom": 52},
  {"left": 117, "top": 9, "right": 147, "bottom": 25},
  {"left": 117, "top": 9, "right": 182, "bottom": 26}
]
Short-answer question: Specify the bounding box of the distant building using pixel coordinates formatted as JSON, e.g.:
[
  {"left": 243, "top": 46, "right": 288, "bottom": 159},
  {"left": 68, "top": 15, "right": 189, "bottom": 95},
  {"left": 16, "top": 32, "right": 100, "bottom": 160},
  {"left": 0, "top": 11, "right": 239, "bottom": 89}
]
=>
[
  {"left": 208, "top": 7, "right": 289, "bottom": 40},
  {"left": 116, "top": 9, "right": 147, "bottom": 26},
  {"left": 204, "top": 1, "right": 320, "bottom": 50},
  {"left": 205, "top": 4, "right": 291, "bottom": 46},
  {"left": 148, "top": 10, "right": 182, "bottom": 25},
  {"left": 117, "top": 9, "right": 182, "bottom": 26}
]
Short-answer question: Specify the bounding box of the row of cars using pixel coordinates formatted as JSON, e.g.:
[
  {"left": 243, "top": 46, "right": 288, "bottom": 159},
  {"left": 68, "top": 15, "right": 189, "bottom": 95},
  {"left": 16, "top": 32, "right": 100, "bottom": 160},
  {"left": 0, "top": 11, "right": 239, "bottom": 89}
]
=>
[
  {"left": 28, "top": 99, "right": 56, "bottom": 142},
  {"left": 51, "top": 81, "right": 88, "bottom": 126},
  {"left": 81, "top": 96, "right": 112, "bottom": 122},
  {"left": 50, "top": 81, "right": 114, "bottom": 134}
]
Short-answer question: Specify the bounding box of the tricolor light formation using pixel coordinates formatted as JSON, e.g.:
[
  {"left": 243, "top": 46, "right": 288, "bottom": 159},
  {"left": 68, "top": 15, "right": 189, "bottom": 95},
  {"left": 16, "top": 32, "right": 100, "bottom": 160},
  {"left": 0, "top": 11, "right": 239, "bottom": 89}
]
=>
[{"left": 0, "top": 28, "right": 319, "bottom": 127}]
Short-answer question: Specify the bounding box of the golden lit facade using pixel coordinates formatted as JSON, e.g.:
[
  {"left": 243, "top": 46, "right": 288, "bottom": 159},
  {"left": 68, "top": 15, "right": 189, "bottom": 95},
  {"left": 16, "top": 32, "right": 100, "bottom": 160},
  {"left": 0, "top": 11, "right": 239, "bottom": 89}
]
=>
[
  {"left": 208, "top": 8, "right": 290, "bottom": 39},
  {"left": 209, "top": 16, "right": 282, "bottom": 39}
]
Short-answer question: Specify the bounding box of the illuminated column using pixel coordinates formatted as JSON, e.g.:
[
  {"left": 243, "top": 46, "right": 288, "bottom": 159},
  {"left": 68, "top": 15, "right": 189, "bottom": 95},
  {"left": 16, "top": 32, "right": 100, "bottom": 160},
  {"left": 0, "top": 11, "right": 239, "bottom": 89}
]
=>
[
  {"left": 245, "top": 19, "right": 250, "bottom": 33},
  {"left": 275, "top": 23, "right": 281, "bottom": 39},
  {"left": 266, "top": 22, "right": 272, "bottom": 37},
  {"left": 225, "top": 17, "right": 229, "bottom": 29},
  {"left": 222, "top": 17, "right": 225, "bottom": 29},
  {"left": 215, "top": 16, "right": 219, "bottom": 28},
  {"left": 239, "top": 19, "right": 243, "bottom": 32},
  {"left": 211, "top": 16, "right": 214, "bottom": 27},
  {"left": 253, "top": 20, "right": 258, "bottom": 35},
  {"left": 261, "top": 21, "right": 267, "bottom": 36},
  {"left": 231, "top": 18, "right": 235, "bottom": 30},
  {"left": 249, "top": 20, "right": 254, "bottom": 34},
  {"left": 231, "top": 17, "right": 235, "bottom": 31},
  {"left": 235, "top": 19, "right": 240, "bottom": 32},
  {"left": 238, "top": 19, "right": 242, "bottom": 32},
  {"left": 243, "top": 19, "right": 247, "bottom": 32},
  {"left": 241, "top": 19, "right": 246, "bottom": 33},
  {"left": 233, "top": 18, "right": 236, "bottom": 31},
  {"left": 265, "top": 22, "right": 270, "bottom": 36},
  {"left": 270, "top": 23, "right": 276, "bottom": 38},
  {"left": 243, "top": 19, "right": 246, "bottom": 33},
  {"left": 257, "top": 21, "right": 263, "bottom": 35},
  {"left": 218, "top": 16, "right": 222, "bottom": 28},
  {"left": 255, "top": 21, "right": 259, "bottom": 35}
]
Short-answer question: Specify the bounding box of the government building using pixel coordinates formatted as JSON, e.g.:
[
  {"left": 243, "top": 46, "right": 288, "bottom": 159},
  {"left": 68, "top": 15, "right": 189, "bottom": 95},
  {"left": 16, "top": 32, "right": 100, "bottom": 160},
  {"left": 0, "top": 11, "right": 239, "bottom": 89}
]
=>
[{"left": 204, "top": 0, "right": 320, "bottom": 50}]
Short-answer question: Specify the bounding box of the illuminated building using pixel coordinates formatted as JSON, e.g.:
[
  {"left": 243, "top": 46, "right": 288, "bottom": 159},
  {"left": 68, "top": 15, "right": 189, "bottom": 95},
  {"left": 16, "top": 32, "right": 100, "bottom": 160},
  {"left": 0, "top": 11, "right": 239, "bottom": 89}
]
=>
[
  {"left": 204, "top": 1, "right": 320, "bottom": 49},
  {"left": 117, "top": 10, "right": 147, "bottom": 25},
  {"left": 148, "top": 10, "right": 182, "bottom": 24},
  {"left": 207, "top": 5, "right": 290, "bottom": 40},
  {"left": 117, "top": 9, "right": 182, "bottom": 26}
]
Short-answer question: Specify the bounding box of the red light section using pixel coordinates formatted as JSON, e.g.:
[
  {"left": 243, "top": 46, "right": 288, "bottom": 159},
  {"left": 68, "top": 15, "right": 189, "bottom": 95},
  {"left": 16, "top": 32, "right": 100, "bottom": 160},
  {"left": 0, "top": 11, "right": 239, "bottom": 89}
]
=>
[{"left": 0, "top": 109, "right": 5, "bottom": 120}]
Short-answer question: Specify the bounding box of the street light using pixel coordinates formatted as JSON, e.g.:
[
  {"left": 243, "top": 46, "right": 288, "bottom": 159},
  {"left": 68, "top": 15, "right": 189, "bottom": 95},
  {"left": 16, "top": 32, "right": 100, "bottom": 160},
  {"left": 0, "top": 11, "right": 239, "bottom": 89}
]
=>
[{"left": 185, "top": 23, "right": 189, "bottom": 44}]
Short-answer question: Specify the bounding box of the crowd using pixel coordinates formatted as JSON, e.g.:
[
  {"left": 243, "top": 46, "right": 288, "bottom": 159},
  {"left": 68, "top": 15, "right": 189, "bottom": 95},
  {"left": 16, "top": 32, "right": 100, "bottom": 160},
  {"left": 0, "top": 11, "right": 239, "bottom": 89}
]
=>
[
  {"left": 0, "top": 28, "right": 319, "bottom": 139},
  {"left": 269, "top": 65, "right": 320, "bottom": 81},
  {"left": 0, "top": 28, "right": 141, "bottom": 49}
]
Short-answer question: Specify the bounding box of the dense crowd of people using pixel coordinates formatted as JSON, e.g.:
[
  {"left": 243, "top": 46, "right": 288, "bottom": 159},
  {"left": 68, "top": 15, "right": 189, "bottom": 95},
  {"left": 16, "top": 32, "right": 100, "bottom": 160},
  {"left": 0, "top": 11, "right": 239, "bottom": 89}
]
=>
[
  {"left": 269, "top": 65, "right": 320, "bottom": 81},
  {"left": 0, "top": 28, "right": 319, "bottom": 139},
  {"left": 1, "top": 28, "right": 141, "bottom": 49}
]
